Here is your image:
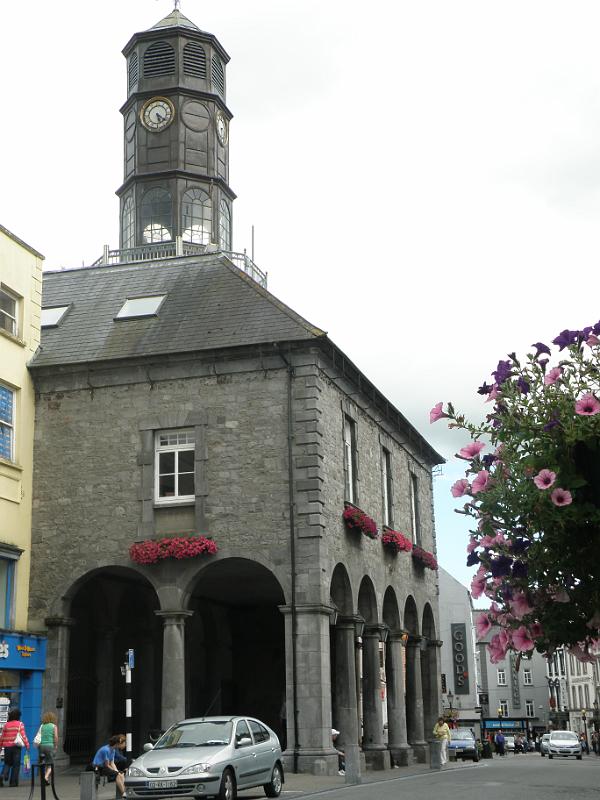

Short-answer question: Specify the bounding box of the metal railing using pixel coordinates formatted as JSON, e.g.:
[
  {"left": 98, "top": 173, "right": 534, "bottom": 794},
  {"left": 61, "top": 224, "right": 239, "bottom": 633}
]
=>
[{"left": 90, "top": 240, "right": 267, "bottom": 288}]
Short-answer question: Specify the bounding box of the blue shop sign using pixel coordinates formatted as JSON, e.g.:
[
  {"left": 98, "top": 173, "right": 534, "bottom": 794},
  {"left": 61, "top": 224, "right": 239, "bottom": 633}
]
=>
[
  {"left": 0, "top": 633, "right": 46, "bottom": 670},
  {"left": 485, "top": 719, "right": 523, "bottom": 729}
]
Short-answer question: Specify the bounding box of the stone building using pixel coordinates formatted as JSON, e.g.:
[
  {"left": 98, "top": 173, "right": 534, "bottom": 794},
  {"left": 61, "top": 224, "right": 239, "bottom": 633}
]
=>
[{"left": 27, "top": 9, "right": 444, "bottom": 774}]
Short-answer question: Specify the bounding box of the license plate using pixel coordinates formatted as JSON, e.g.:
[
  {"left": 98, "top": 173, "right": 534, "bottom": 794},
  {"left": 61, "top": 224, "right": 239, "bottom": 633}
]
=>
[
  {"left": 455, "top": 748, "right": 464, "bottom": 753},
  {"left": 147, "top": 780, "right": 177, "bottom": 788}
]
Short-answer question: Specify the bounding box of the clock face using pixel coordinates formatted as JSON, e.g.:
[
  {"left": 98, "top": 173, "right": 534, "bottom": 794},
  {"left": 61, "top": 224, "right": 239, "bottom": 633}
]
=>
[
  {"left": 215, "top": 112, "right": 228, "bottom": 145},
  {"left": 141, "top": 97, "right": 175, "bottom": 132}
]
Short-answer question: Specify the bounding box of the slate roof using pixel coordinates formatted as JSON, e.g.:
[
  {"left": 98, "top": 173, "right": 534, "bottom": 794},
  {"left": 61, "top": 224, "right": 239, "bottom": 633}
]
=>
[
  {"left": 151, "top": 10, "right": 200, "bottom": 31},
  {"left": 31, "top": 254, "right": 325, "bottom": 368}
]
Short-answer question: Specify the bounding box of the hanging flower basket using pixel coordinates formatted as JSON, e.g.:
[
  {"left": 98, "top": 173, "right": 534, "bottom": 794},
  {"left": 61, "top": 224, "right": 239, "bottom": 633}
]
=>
[
  {"left": 381, "top": 528, "right": 413, "bottom": 554},
  {"left": 411, "top": 545, "right": 438, "bottom": 571},
  {"left": 129, "top": 535, "right": 218, "bottom": 565},
  {"left": 342, "top": 505, "right": 379, "bottom": 539}
]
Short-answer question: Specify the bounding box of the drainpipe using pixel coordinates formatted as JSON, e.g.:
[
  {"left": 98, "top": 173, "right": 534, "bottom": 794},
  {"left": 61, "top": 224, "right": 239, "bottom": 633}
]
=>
[{"left": 278, "top": 347, "right": 299, "bottom": 772}]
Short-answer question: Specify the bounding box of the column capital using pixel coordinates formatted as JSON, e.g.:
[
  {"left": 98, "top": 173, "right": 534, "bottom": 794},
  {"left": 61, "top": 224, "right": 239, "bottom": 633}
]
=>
[
  {"left": 428, "top": 639, "right": 443, "bottom": 648},
  {"left": 405, "top": 634, "right": 423, "bottom": 648},
  {"left": 278, "top": 603, "right": 335, "bottom": 618},
  {"left": 363, "top": 624, "right": 387, "bottom": 641},
  {"left": 155, "top": 610, "right": 194, "bottom": 624},
  {"left": 388, "top": 629, "right": 409, "bottom": 644},
  {"left": 45, "top": 616, "right": 76, "bottom": 629}
]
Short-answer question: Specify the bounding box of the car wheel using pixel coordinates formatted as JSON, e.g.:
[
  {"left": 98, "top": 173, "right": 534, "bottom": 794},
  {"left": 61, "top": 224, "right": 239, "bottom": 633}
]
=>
[
  {"left": 473, "top": 756, "right": 479, "bottom": 763},
  {"left": 548, "top": 754, "right": 553, "bottom": 759},
  {"left": 541, "top": 753, "right": 545, "bottom": 757},
  {"left": 218, "top": 768, "right": 236, "bottom": 800},
  {"left": 576, "top": 755, "right": 582, "bottom": 761},
  {"left": 264, "top": 763, "right": 283, "bottom": 798}
]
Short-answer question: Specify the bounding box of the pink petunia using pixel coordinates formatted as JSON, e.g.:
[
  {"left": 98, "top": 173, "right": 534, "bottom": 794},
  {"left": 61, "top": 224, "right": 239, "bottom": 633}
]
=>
[
  {"left": 533, "top": 469, "right": 556, "bottom": 490},
  {"left": 529, "top": 622, "right": 544, "bottom": 639},
  {"left": 575, "top": 393, "right": 600, "bottom": 416},
  {"left": 485, "top": 384, "right": 500, "bottom": 403},
  {"left": 488, "top": 633, "right": 508, "bottom": 664},
  {"left": 480, "top": 535, "right": 496, "bottom": 548},
  {"left": 471, "top": 470, "right": 490, "bottom": 494},
  {"left": 429, "top": 402, "right": 448, "bottom": 424},
  {"left": 586, "top": 334, "right": 600, "bottom": 347},
  {"left": 551, "top": 487, "right": 572, "bottom": 506},
  {"left": 544, "top": 367, "right": 563, "bottom": 386},
  {"left": 513, "top": 626, "right": 535, "bottom": 651},
  {"left": 466, "top": 537, "right": 478, "bottom": 554},
  {"left": 494, "top": 532, "right": 508, "bottom": 545},
  {"left": 458, "top": 441, "right": 486, "bottom": 460},
  {"left": 510, "top": 591, "right": 534, "bottom": 620},
  {"left": 470, "top": 572, "right": 487, "bottom": 600},
  {"left": 475, "top": 613, "right": 492, "bottom": 640},
  {"left": 451, "top": 478, "right": 471, "bottom": 498}
]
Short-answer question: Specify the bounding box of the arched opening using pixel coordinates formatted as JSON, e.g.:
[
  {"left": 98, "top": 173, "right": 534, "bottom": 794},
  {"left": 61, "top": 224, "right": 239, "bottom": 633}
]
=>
[
  {"left": 182, "top": 188, "right": 212, "bottom": 244},
  {"left": 421, "top": 603, "right": 439, "bottom": 735},
  {"left": 403, "top": 595, "right": 425, "bottom": 750},
  {"left": 141, "top": 188, "right": 172, "bottom": 243},
  {"left": 65, "top": 568, "right": 161, "bottom": 761},
  {"left": 185, "top": 558, "right": 286, "bottom": 742}
]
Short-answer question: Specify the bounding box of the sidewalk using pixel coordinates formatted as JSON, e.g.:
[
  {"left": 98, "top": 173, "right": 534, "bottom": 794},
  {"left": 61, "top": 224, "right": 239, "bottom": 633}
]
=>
[{"left": 0, "top": 760, "right": 477, "bottom": 800}]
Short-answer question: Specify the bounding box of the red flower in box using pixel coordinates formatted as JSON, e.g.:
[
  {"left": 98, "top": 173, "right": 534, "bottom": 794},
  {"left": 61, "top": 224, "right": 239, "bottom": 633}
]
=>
[
  {"left": 411, "top": 545, "right": 438, "bottom": 571},
  {"left": 342, "top": 505, "right": 379, "bottom": 539},
  {"left": 381, "top": 528, "right": 413, "bottom": 554},
  {"left": 129, "top": 535, "right": 218, "bottom": 565}
]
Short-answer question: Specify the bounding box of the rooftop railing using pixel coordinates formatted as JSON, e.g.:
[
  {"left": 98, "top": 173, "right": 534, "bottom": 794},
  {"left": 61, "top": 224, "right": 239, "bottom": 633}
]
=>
[{"left": 91, "top": 238, "right": 267, "bottom": 288}]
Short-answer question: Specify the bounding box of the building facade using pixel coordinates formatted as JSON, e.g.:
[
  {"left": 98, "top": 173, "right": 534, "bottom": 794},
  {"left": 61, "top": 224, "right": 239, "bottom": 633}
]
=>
[
  {"left": 0, "top": 225, "right": 46, "bottom": 744},
  {"left": 27, "top": 10, "right": 444, "bottom": 774},
  {"left": 437, "top": 569, "right": 478, "bottom": 730}
]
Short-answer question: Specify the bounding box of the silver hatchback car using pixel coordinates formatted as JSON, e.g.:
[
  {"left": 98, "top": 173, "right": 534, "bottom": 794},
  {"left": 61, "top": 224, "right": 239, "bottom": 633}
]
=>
[
  {"left": 125, "top": 716, "right": 284, "bottom": 800},
  {"left": 547, "top": 730, "right": 583, "bottom": 760}
]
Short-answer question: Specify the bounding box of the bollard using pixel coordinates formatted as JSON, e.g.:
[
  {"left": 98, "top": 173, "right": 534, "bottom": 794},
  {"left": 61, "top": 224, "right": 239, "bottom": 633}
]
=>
[
  {"left": 80, "top": 771, "right": 97, "bottom": 800},
  {"left": 429, "top": 738, "right": 443, "bottom": 770}
]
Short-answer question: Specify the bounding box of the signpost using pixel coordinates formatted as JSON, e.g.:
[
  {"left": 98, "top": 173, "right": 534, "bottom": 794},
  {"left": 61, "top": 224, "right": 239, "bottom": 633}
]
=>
[{"left": 121, "top": 649, "right": 135, "bottom": 757}]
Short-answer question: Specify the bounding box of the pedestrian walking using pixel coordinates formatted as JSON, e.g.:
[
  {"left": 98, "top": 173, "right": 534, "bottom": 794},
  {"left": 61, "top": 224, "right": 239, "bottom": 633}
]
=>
[
  {"left": 35, "top": 712, "right": 59, "bottom": 785},
  {"left": 433, "top": 716, "right": 451, "bottom": 765},
  {"left": 0, "top": 709, "right": 30, "bottom": 786},
  {"left": 494, "top": 730, "right": 505, "bottom": 756}
]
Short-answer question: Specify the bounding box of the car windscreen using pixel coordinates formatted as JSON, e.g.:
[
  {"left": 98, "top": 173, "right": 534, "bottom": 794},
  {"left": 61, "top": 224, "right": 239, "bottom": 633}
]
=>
[
  {"left": 155, "top": 721, "right": 233, "bottom": 748},
  {"left": 451, "top": 730, "right": 474, "bottom": 740},
  {"left": 551, "top": 732, "right": 577, "bottom": 741}
]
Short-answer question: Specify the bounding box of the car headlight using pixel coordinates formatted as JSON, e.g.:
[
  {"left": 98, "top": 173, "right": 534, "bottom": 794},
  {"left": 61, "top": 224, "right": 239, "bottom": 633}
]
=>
[
  {"left": 128, "top": 767, "right": 145, "bottom": 777},
  {"left": 181, "top": 764, "right": 211, "bottom": 776}
]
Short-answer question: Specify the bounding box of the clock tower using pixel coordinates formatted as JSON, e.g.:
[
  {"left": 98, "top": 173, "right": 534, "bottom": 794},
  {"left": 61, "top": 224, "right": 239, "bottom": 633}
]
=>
[{"left": 116, "top": 8, "right": 234, "bottom": 251}]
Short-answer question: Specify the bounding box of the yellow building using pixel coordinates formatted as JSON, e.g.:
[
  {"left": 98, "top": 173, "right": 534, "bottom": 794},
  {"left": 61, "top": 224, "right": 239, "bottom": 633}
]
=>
[{"left": 0, "top": 224, "right": 43, "bottom": 631}]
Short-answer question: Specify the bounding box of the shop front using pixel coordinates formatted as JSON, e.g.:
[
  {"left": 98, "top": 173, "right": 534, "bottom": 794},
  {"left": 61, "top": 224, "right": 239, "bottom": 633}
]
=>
[{"left": 0, "top": 632, "right": 47, "bottom": 775}]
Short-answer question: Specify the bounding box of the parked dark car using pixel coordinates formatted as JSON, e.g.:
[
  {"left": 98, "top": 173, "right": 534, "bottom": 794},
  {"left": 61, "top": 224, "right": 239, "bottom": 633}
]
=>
[{"left": 448, "top": 728, "right": 479, "bottom": 762}]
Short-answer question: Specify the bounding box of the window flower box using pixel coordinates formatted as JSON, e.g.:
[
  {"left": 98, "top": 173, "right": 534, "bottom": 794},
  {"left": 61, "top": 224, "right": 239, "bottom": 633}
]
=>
[
  {"left": 381, "top": 528, "right": 413, "bottom": 554},
  {"left": 129, "top": 535, "right": 217, "bottom": 565},
  {"left": 342, "top": 504, "right": 379, "bottom": 539},
  {"left": 411, "top": 545, "right": 438, "bottom": 571}
]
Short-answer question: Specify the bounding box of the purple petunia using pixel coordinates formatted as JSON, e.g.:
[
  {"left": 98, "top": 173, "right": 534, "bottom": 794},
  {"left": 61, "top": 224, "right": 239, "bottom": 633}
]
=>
[
  {"left": 531, "top": 342, "right": 551, "bottom": 358},
  {"left": 493, "top": 360, "right": 513, "bottom": 385},
  {"left": 552, "top": 329, "right": 579, "bottom": 350},
  {"left": 517, "top": 376, "right": 530, "bottom": 394},
  {"left": 466, "top": 551, "right": 481, "bottom": 567},
  {"left": 512, "top": 560, "right": 529, "bottom": 579},
  {"left": 490, "top": 555, "right": 513, "bottom": 578},
  {"left": 477, "top": 382, "right": 494, "bottom": 396}
]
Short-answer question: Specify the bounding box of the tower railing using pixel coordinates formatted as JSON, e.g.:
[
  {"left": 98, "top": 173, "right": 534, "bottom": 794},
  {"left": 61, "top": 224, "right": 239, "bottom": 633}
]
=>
[{"left": 90, "top": 239, "right": 267, "bottom": 288}]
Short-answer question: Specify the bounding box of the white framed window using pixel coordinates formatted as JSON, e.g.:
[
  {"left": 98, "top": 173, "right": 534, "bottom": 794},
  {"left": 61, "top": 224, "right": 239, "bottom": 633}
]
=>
[
  {"left": 116, "top": 295, "right": 166, "bottom": 320},
  {"left": 499, "top": 699, "right": 509, "bottom": 717},
  {"left": 0, "top": 548, "right": 19, "bottom": 629},
  {"left": 0, "top": 384, "right": 15, "bottom": 462},
  {"left": 0, "top": 287, "right": 18, "bottom": 337},
  {"left": 155, "top": 430, "right": 195, "bottom": 503},
  {"left": 41, "top": 305, "right": 70, "bottom": 328},
  {"left": 525, "top": 699, "right": 534, "bottom": 718},
  {"left": 343, "top": 415, "right": 357, "bottom": 504},
  {"left": 497, "top": 669, "right": 507, "bottom": 686},
  {"left": 523, "top": 669, "right": 532, "bottom": 685},
  {"left": 410, "top": 473, "right": 421, "bottom": 545},
  {"left": 381, "top": 447, "right": 393, "bottom": 527}
]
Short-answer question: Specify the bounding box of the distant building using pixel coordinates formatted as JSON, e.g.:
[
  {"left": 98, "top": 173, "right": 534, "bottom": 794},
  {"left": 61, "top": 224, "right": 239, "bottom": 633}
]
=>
[
  {"left": 0, "top": 224, "right": 46, "bottom": 742},
  {"left": 438, "top": 568, "right": 478, "bottom": 730}
]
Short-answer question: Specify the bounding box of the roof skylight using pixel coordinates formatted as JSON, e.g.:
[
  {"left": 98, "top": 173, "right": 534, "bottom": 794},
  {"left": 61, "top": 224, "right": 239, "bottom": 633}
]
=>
[
  {"left": 116, "top": 295, "right": 166, "bottom": 320},
  {"left": 41, "top": 305, "right": 70, "bottom": 328}
]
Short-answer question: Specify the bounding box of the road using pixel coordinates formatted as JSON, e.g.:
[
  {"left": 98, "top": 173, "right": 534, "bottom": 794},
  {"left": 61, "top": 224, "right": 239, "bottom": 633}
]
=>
[{"left": 244, "top": 753, "right": 599, "bottom": 800}]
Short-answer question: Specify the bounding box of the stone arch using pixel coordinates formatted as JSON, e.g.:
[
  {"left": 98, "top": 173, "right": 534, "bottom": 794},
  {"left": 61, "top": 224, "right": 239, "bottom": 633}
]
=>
[
  {"left": 357, "top": 575, "right": 378, "bottom": 624},
  {"left": 403, "top": 594, "right": 420, "bottom": 636},
  {"left": 403, "top": 595, "right": 425, "bottom": 751},
  {"left": 330, "top": 563, "right": 353, "bottom": 616},
  {"left": 382, "top": 586, "right": 401, "bottom": 631},
  {"left": 420, "top": 602, "right": 440, "bottom": 735}
]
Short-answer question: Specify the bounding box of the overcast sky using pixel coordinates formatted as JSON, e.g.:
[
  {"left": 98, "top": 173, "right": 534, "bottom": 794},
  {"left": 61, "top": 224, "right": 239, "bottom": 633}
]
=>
[{"left": 3, "top": 1, "right": 600, "bottom": 589}]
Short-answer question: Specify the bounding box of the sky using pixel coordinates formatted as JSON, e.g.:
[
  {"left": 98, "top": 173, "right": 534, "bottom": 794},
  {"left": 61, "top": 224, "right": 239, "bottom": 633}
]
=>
[{"left": 3, "top": 0, "right": 600, "bottom": 590}]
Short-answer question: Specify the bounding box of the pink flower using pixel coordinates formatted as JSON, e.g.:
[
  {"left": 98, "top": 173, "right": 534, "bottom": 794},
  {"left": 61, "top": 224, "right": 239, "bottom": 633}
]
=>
[
  {"left": 466, "top": 537, "right": 478, "bottom": 554},
  {"left": 458, "top": 441, "right": 486, "bottom": 460},
  {"left": 451, "top": 478, "right": 471, "bottom": 497},
  {"left": 494, "top": 532, "right": 508, "bottom": 545},
  {"left": 575, "top": 393, "right": 600, "bottom": 416},
  {"left": 471, "top": 470, "right": 490, "bottom": 494},
  {"left": 498, "top": 628, "right": 512, "bottom": 649},
  {"left": 586, "top": 610, "right": 600, "bottom": 630},
  {"left": 513, "top": 626, "right": 535, "bottom": 651},
  {"left": 551, "top": 588, "right": 570, "bottom": 603},
  {"left": 485, "top": 384, "right": 499, "bottom": 403},
  {"left": 470, "top": 572, "right": 487, "bottom": 600},
  {"left": 533, "top": 469, "right": 556, "bottom": 490},
  {"left": 429, "top": 402, "right": 448, "bottom": 423},
  {"left": 586, "top": 334, "right": 600, "bottom": 346},
  {"left": 488, "top": 633, "right": 508, "bottom": 663},
  {"left": 551, "top": 487, "right": 572, "bottom": 506},
  {"left": 510, "top": 591, "right": 534, "bottom": 620},
  {"left": 475, "top": 613, "right": 492, "bottom": 640},
  {"left": 480, "top": 535, "right": 496, "bottom": 548},
  {"left": 544, "top": 367, "right": 563, "bottom": 385},
  {"left": 529, "top": 622, "right": 544, "bottom": 639}
]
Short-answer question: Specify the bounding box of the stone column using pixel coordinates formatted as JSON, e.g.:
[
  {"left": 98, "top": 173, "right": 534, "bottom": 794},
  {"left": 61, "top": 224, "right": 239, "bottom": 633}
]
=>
[
  {"left": 279, "top": 604, "right": 338, "bottom": 775},
  {"left": 155, "top": 610, "right": 193, "bottom": 729},
  {"left": 44, "top": 616, "right": 76, "bottom": 767},
  {"left": 95, "top": 627, "right": 117, "bottom": 746},
  {"left": 422, "top": 639, "right": 442, "bottom": 739},
  {"left": 405, "top": 636, "right": 427, "bottom": 762},
  {"left": 333, "top": 617, "right": 361, "bottom": 783},
  {"left": 361, "top": 625, "right": 389, "bottom": 770},
  {"left": 386, "top": 631, "right": 411, "bottom": 766}
]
